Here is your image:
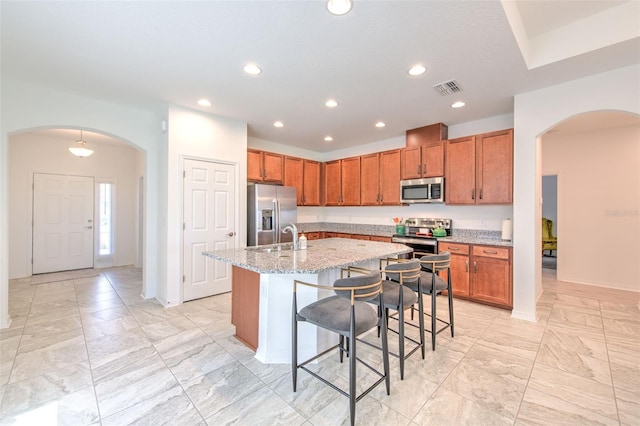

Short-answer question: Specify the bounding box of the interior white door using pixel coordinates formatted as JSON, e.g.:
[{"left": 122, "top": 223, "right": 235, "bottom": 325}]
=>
[
  {"left": 33, "top": 173, "right": 95, "bottom": 274},
  {"left": 183, "top": 159, "right": 236, "bottom": 301}
]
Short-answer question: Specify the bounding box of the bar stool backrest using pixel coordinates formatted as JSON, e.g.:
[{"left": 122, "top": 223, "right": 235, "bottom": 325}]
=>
[
  {"left": 333, "top": 271, "right": 382, "bottom": 304},
  {"left": 419, "top": 252, "right": 451, "bottom": 272}
]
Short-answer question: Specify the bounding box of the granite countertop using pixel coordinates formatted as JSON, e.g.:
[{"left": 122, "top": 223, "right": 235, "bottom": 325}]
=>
[
  {"left": 297, "top": 222, "right": 513, "bottom": 247},
  {"left": 203, "top": 238, "right": 412, "bottom": 274},
  {"left": 437, "top": 235, "right": 513, "bottom": 247}
]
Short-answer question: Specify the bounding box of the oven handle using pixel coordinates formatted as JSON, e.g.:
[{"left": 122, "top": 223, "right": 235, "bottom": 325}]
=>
[{"left": 391, "top": 237, "right": 437, "bottom": 246}]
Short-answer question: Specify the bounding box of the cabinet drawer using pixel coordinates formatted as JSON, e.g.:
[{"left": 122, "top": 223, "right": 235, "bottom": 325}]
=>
[
  {"left": 472, "top": 245, "right": 510, "bottom": 260},
  {"left": 439, "top": 242, "right": 469, "bottom": 255}
]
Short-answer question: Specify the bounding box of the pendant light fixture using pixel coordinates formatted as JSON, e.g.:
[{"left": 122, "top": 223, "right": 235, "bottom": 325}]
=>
[
  {"left": 68, "top": 130, "right": 94, "bottom": 158},
  {"left": 327, "top": 0, "right": 352, "bottom": 15}
]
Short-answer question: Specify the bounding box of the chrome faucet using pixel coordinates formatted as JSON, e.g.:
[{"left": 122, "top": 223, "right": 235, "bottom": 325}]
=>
[{"left": 283, "top": 223, "right": 299, "bottom": 250}]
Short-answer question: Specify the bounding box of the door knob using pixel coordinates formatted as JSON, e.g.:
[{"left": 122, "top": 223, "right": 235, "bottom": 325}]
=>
[{"left": 227, "top": 232, "right": 235, "bottom": 237}]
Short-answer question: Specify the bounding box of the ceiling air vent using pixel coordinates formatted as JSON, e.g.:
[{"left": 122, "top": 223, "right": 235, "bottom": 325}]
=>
[{"left": 433, "top": 80, "right": 462, "bottom": 96}]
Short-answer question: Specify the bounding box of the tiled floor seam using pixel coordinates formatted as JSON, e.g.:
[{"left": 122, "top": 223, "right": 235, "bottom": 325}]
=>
[
  {"left": 74, "top": 274, "right": 105, "bottom": 425},
  {"left": 510, "top": 293, "right": 551, "bottom": 425},
  {"left": 599, "top": 299, "right": 623, "bottom": 425}
]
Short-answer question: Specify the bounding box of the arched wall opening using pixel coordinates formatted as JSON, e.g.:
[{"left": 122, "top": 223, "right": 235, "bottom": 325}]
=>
[
  {"left": 7, "top": 127, "right": 146, "bottom": 281},
  {"left": 512, "top": 64, "right": 640, "bottom": 322},
  {"left": 1, "top": 80, "right": 165, "bottom": 328},
  {"left": 539, "top": 111, "right": 640, "bottom": 291}
]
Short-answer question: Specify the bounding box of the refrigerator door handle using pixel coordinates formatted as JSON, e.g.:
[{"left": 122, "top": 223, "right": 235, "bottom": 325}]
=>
[{"left": 273, "top": 199, "right": 279, "bottom": 243}]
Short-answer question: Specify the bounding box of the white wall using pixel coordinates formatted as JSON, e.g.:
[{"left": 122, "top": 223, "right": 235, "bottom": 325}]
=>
[
  {"left": 513, "top": 64, "right": 640, "bottom": 322},
  {"left": 542, "top": 124, "right": 639, "bottom": 291},
  {"left": 163, "top": 105, "right": 247, "bottom": 306},
  {"left": 0, "top": 79, "right": 164, "bottom": 328},
  {"left": 8, "top": 132, "right": 143, "bottom": 278}
]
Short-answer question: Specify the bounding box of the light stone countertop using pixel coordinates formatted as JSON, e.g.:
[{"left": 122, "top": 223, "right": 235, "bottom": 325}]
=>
[
  {"left": 203, "top": 238, "right": 412, "bottom": 274},
  {"left": 437, "top": 235, "right": 513, "bottom": 247}
]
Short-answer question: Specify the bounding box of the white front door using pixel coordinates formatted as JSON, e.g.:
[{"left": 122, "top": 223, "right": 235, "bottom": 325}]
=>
[
  {"left": 183, "top": 159, "right": 236, "bottom": 301},
  {"left": 33, "top": 173, "right": 95, "bottom": 274}
]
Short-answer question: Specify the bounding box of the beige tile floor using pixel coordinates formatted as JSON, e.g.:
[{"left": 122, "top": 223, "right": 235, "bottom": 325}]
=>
[{"left": 0, "top": 267, "right": 638, "bottom": 425}]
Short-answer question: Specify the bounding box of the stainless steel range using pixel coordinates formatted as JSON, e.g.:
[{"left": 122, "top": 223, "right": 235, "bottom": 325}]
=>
[{"left": 391, "top": 218, "right": 452, "bottom": 256}]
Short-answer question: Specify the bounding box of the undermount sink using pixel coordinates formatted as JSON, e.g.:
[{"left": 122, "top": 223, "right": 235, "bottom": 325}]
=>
[{"left": 245, "top": 244, "right": 293, "bottom": 253}]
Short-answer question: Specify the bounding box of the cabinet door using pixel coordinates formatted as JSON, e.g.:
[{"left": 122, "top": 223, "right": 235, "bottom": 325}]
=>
[
  {"left": 471, "top": 256, "right": 512, "bottom": 308},
  {"left": 449, "top": 254, "right": 470, "bottom": 297},
  {"left": 423, "top": 142, "right": 445, "bottom": 177},
  {"left": 341, "top": 157, "right": 361, "bottom": 206},
  {"left": 262, "top": 152, "right": 284, "bottom": 183},
  {"left": 476, "top": 129, "right": 513, "bottom": 204},
  {"left": 247, "top": 150, "right": 263, "bottom": 182},
  {"left": 379, "top": 150, "right": 401, "bottom": 205},
  {"left": 303, "top": 160, "right": 321, "bottom": 206},
  {"left": 284, "top": 156, "right": 304, "bottom": 205},
  {"left": 324, "top": 160, "right": 342, "bottom": 206},
  {"left": 401, "top": 147, "right": 422, "bottom": 180},
  {"left": 445, "top": 136, "right": 476, "bottom": 204},
  {"left": 361, "top": 153, "right": 380, "bottom": 205},
  {"left": 439, "top": 243, "right": 470, "bottom": 297}
]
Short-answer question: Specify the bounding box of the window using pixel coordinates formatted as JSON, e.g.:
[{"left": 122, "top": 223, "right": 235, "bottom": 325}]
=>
[{"left": 98, "top": 182, "right": 113, "bottom": 256}]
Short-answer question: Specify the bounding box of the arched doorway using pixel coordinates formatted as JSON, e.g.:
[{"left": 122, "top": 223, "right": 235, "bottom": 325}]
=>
[
  {"left": 7, "top": 127, "right": 145, "bottom": 279},
  {"left": 539, "top": 111, "right": 640, "bottom": 290}
]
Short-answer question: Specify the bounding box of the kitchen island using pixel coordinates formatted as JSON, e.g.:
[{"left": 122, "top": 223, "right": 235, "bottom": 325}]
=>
[{"left": 203, "top": 238, "right": 411, "bottom": 364}]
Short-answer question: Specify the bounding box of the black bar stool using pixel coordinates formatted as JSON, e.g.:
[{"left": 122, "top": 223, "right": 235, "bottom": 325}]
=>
[{"left": 292, "top": 269, "right": 390, "bottom": 426}]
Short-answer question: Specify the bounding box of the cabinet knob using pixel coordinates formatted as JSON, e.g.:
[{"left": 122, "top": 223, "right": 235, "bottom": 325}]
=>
[
  {"left": 479, "top": 189, "right": 483, "bottom": 200},
  {"left": 465, "top": 260, "right": 469, "bottom": 272},
  {"left": 471, "top": 189, "right": 475, "bottom": 200}
]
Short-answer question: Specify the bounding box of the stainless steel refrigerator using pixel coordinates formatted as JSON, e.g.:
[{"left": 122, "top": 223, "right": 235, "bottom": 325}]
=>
[{"left": 247, "top": 183, "right": 297, "bottom": 246}]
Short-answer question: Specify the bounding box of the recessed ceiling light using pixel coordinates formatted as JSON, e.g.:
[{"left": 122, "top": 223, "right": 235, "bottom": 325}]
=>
[
  {"left": 451, "top": 101, "right": 466, "bottom": 108},
  {"left": 325, "top": 99, "right": 338, "bottom": 108},
  {"left": 243, "top": 63, "right": 262, "bottom": 75},
  {"left": 408, "top": 65, "right": 427, "bottom": 76},
  {"left": 375, "top": 121, "right": 386, "bottom": 128},
  {"left": 197, "top": 99, "right": 212, "bottom": 107},
  {"left": 273, "top": 121, "right": 284, "bottom": 128},
  {"left": 324, "top": 136, "right": 333, "bottom": 142},
  {"left": 327, "top": 0, "right": 352, "bottom": 15}
]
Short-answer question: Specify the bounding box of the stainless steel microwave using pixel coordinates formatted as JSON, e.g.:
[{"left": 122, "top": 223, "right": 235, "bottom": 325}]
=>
[{"left": 400, "top": 177, "right": 445, "bottom": 204}]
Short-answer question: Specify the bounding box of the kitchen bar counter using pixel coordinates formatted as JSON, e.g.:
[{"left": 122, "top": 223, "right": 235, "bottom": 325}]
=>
[
  {"left": 203, "top": 238, "right": 411, "bottom": 363},
  {"left": 203, "top": 238, "right": 412, "bottom": 273}
]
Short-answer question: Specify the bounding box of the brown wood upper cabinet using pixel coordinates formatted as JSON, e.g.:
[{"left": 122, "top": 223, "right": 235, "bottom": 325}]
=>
[
  {"left": 361, "top": 150, "right": 401, "bottom": 205},
  {"left": 401, "top": 142, "right": 445, "bottom": 179},
  {"left": 284, "top": 156, "right": 320, "bottom": 206},
  {"left": 247, "top": 149, "right": 284, "bottom": 183},
  {"left": 323, "top": 156, "right": 361, "bottom": 206},
  {"left": 445, "top": 128, "right": 513, "bottom": 205},
  {"left": 402, "top": 123, "right": 447, "bottom": 180}
]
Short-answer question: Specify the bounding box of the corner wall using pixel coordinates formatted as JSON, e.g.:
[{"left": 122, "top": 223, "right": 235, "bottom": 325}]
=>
[{"left": 163, "top": 105, "right": 247, "bottom": 306}]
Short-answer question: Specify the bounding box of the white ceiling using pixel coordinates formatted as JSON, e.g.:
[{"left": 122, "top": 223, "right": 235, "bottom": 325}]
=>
[{"left": 2, "top": 1, "right": 638, "bottom": 152}]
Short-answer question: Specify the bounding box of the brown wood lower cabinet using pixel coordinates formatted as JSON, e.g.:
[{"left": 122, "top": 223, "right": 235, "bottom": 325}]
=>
[
  {"left": 370, "top": 236, "right": 392, "bottom": 243},
  {"left": 438, "top": 242, "right": 470, "bottom": 297},
  {"left": 231, "top": 266, "right": 260, "bottom": 350},
  {"left": 305, "top": 232, "right": 321, "bottom": 240},
  {"left": 439, "top": 243, "right": 512, "bottom": 309}
]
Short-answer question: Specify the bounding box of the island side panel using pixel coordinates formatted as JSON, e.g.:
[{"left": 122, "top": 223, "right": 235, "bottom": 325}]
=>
[{"left": 231, "top": 265, "right": 260, "bottom": 350}]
